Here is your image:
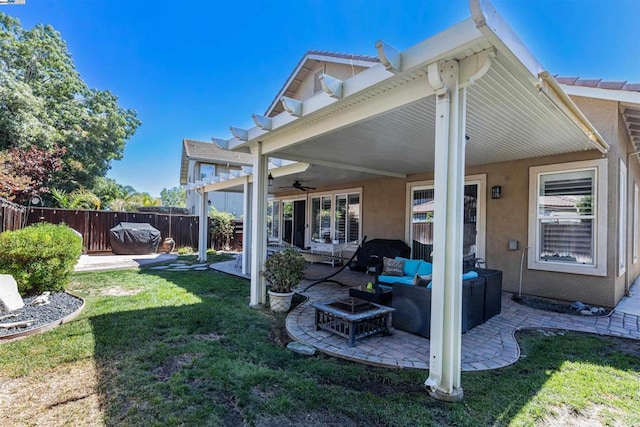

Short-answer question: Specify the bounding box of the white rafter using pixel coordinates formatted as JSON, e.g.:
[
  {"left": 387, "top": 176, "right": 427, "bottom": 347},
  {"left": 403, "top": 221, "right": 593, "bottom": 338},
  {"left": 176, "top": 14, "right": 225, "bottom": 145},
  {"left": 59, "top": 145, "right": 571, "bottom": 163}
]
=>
[
  {"left": 230, "top": 126, "right": 249, "bottom": 141},
  {"left": 319, "top": 73, "right": 343, "bottom": 99},
  {"left": 375, "top": 40, "right": 402, "bottom": 73},
  {"left": 211, "top": 138, "right": 229, "bottom": 149},
  {"left": 252, "top": 113, "right": 272, "bottom": 130},
  {"left": 281, "top": 96, "right": 303, "bottom": 117}
]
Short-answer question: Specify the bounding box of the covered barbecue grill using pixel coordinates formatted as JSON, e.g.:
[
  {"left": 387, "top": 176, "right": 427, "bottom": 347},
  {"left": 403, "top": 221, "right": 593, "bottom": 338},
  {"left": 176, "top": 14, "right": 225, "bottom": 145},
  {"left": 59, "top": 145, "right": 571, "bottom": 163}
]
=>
[{"left": 109, "top": 222, "right": 161, "bottom": 255}]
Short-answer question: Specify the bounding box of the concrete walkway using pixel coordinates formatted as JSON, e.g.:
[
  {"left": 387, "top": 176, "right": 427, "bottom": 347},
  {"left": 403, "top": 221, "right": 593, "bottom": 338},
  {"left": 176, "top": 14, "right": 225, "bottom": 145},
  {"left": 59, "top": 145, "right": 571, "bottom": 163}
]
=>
[
  {"left": 212, "top": 256, "right": 640, "bottom": 371},
  {"left": 74, "top": 253, "right": 178, "bottom": 272}
]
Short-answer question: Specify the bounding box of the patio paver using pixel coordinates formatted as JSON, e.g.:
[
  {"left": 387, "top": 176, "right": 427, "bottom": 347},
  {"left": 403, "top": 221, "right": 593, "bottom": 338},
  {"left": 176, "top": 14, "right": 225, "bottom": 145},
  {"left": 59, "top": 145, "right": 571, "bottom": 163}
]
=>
[{"left": 211, "top": 256, "right": 640, "bottom": 371}]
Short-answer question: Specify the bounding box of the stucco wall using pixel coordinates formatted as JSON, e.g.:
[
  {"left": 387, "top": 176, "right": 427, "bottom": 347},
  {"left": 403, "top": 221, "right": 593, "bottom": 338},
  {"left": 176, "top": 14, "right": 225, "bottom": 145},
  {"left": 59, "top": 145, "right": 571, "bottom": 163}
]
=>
[{"left": 292, "top": 62, "right": 370, "bottom": 101}]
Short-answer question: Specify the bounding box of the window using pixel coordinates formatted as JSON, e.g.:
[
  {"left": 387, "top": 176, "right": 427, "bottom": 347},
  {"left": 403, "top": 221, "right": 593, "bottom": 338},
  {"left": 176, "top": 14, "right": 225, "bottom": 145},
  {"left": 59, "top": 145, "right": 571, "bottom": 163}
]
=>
[
  {"left": 199, "top": 163, "right": 215, "bottom": 182},
  {"left": 310, "top": 191, "right": 361, "bottom": 244},
  {"left": 528, "top": 159, "right": 607, "bottom": 276},
  {"left": 619, "top": 160, "right": 627, "bottom": 276},
  {"left": 407, "top": 178, "right": 484, "bottom": 263},
  {"left": 267, "top": 200, "right": 280, "bottom": 241}
]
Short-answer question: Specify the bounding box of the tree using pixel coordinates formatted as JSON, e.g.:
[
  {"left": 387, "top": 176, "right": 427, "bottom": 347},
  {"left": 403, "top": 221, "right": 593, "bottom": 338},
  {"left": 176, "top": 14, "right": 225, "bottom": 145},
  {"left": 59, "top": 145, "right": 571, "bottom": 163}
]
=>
[
  {"left": 50, "top": 188, "right": 101, "bottom": 210},
  {"left": 0, "top": 144, "right": 65, "bottom": 202},
  {"left": 160, "top": 186, "right": 186, "bottom": 207},
  {"left": 0, "top": 13, "right": 141, "bottom": 191}
]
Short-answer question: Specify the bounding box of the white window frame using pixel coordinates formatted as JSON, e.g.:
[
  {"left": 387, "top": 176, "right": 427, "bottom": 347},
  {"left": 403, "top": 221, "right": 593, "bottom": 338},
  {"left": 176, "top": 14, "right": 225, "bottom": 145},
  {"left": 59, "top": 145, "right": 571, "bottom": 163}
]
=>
[
  {"left": 634, "top": 182, "right": 639, "bottom": 264},
  {"left": 528, "top": 159, "right": 608, "bottom": 276},
  {"left": 307, "top": 187, "right": 362, "bottom": 245},
  {"left": 405, "top": 174, "right": 487, "bottom": 261},
  {"left": 268, "top": 187, "right": 362, "bottom": 247},
  {"left": 619, "top": 160, "right": 627, "bottom": 276}
]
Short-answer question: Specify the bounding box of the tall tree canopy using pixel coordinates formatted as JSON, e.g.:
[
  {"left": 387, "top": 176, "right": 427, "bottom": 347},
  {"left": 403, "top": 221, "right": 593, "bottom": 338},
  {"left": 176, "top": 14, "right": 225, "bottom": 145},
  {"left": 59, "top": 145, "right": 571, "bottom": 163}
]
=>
[
  {"left": 160, "top": 186, "right": 186, "bottom": 207},
  {"left": 0, "top": 13, "right": 140, "bottom": 193}
]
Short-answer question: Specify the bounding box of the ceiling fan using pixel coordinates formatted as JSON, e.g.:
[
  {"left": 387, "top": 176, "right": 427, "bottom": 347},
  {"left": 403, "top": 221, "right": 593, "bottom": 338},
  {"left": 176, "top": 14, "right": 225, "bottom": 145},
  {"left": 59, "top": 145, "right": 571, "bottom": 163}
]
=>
[{"left": 279, "top": 180, "right": 316, "bottom": 192}]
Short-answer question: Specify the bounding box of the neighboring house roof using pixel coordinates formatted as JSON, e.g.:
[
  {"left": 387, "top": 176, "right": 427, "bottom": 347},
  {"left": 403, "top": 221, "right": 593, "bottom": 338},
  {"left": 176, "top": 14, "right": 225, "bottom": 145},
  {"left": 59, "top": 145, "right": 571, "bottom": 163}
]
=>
[
  {"left": 558, "top": 76, "right": 640, "bottom": 151},
  {"left": 265, "top": 50, "right": 379, "bottom": 117},
  {"left": 180, "top": 139, "right": 253, "bottom": 185}
]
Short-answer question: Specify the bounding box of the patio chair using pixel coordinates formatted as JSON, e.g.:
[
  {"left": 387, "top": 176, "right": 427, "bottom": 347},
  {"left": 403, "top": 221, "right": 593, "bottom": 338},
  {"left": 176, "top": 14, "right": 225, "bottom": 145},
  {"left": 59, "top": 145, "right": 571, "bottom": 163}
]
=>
[{"left": 302, "top": 236, "right": 368, "bottom": 292}]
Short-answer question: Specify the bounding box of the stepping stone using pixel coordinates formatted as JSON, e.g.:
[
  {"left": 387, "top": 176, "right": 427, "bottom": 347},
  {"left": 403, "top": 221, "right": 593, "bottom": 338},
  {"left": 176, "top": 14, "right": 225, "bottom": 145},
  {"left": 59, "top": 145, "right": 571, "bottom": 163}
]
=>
[
  {"left": 194, "top": 267, "right": 209, "bottom": 271},
  {"left": 169, "top": 263, "right": 188, "bottom": 267},
  {"left": 287, "top": 342, "right": 316, "bottom": 356},
  {"left": 149, "top": 266, "right": 171, "bottom": 270},
  {"left": 0, "top": 274, "right": 24, "bottom": 312},
  {"left": 191, "top": 264, "right": 208, "bottom": 268}
]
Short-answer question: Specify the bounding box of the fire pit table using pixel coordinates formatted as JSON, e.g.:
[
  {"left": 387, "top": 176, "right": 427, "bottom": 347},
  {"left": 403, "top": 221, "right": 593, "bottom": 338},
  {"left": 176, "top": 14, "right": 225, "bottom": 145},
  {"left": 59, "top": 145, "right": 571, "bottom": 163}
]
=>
[{"left": 311, "top": 297, "right": 395, "bottom": 346}]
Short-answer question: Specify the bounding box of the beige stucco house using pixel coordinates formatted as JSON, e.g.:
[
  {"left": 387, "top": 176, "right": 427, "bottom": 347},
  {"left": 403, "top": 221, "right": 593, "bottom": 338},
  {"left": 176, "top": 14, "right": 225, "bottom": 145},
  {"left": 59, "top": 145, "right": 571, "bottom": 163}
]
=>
[
  {"left": 186, "top": 0, "right": 640, "bottom": 400},
  {"left": 180, "top": 139, "right": 252, "bottom": 218}
]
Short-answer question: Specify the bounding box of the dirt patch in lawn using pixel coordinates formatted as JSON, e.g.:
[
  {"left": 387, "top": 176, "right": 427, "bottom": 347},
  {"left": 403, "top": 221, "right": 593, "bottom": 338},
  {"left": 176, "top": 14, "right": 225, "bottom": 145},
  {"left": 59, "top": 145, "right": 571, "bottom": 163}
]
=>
[
  {"left": 152, "top": 353, "right": 202, "bottom": 381},
  {"left": 0, "top": 360, "right": 102, "bottom": 426},
  {"left": 100, "top": 286, "right": 143, "bottom": 297}
]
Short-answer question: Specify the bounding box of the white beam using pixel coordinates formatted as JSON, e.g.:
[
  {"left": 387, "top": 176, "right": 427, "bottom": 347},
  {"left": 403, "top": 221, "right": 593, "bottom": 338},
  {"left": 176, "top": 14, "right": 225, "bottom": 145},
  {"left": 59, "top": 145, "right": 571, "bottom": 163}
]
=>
[
  {"left": 425, "top": 60, "right": 464, "bottom": 402},
  {"left": 242, "top": 177, "right": 251, "bottom": 275},
  {"left": 261, "top": 75, "right": 435, "bottom": 155},
  {"left": 249, "top": 143, "right": 268, "bottom": 307},
  {"left": 197, "top": 190, "right": 208, "bottom": 262},
  {"left": 277, "top": 154, "right": 406, "bottom": 178}
]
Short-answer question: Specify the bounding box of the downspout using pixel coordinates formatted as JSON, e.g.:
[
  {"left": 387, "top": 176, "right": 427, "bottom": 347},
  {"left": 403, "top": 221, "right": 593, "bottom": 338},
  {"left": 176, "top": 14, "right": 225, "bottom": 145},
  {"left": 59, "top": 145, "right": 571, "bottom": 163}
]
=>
[{"left": 537, "top": 72, "right": 610, "bottom": 154}]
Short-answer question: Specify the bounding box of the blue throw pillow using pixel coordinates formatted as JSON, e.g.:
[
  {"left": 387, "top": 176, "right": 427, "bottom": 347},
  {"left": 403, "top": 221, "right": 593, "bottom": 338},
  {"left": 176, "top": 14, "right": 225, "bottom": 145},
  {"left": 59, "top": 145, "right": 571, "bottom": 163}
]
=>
[
  {"left": 397, "top": 257, "right": 421, "bottom": 276},
  {"left": 417, "top": 261, "right": 433, "bottom": 276}
]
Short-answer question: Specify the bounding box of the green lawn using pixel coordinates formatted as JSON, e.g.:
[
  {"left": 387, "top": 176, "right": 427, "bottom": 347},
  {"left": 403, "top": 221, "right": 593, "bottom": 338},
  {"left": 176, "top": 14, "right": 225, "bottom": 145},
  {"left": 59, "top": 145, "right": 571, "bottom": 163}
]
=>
[{"left": 0, "top": 268, "right": 638, "bottom": 426}]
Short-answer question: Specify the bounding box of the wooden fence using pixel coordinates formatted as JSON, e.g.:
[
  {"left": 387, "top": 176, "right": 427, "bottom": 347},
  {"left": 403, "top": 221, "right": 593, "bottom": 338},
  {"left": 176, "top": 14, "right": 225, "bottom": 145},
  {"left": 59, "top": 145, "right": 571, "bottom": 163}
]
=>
[
  {"left": 23, "top": 207, "right": 243, "bottom": 253},
  {"left": 0, "top": 197, "right": 27, "bottom": 233}
]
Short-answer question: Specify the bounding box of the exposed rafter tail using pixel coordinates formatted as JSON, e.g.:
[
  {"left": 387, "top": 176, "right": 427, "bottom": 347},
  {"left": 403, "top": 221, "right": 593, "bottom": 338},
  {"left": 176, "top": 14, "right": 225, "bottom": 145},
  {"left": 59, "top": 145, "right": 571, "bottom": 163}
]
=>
[
  {"left": 281, "top": 96, "right": 303, "bottom": 117},
  {"left": 319, "top": 73, "right": 343, "bottom": 99},
  {"left": 211, "top": 137, "right": 229, "bottom": 149},
  {"left": 230, "top": 126, "right": 248, "bottom": 141},
  {"left": 375, "top": 40, "right": 402, "bottom": 73},
  {"left": 252, "top": 113, "right": 272, "bottom": 130}
]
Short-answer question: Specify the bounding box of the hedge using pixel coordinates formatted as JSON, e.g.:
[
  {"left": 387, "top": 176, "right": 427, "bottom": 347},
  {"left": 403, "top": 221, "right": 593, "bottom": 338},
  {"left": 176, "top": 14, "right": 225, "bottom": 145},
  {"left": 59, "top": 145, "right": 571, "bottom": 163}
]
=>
[{"left": 0, "top": 223, "right": 82, "bottom": 295}]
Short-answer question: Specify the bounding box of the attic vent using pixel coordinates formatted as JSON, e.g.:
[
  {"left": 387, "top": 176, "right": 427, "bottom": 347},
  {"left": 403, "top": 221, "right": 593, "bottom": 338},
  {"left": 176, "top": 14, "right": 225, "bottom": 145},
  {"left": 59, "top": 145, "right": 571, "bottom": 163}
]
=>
[{"left": 313, "top": 69, "right": 323, "bottom": 93}]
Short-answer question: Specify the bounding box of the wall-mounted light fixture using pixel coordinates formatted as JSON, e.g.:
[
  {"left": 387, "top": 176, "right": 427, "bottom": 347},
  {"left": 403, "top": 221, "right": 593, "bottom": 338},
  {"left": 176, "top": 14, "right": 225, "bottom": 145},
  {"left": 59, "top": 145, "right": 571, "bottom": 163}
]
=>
[
  {"left": 268, "top": 173, "right": 274, "bottom": 187},
  {"left": 491, "top": 185, "right": 502, "bottom": 199},
  {"left": 207, "top": 199, "right": 212, "bottom": 206}
]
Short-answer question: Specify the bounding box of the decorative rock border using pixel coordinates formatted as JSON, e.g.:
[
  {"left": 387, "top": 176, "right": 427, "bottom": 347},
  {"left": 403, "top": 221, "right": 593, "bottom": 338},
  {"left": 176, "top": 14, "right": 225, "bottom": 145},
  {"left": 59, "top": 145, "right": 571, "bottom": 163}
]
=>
[{"left": 0, "top": 292, "right": 85, "bottom": 343}]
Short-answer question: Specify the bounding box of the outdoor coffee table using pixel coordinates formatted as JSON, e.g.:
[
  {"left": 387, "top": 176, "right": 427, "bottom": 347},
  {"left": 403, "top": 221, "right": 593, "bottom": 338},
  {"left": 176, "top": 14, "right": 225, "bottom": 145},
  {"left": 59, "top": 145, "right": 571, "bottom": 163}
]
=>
[{"left": 311, "top": 297, "right": 395, "bottom": 346}]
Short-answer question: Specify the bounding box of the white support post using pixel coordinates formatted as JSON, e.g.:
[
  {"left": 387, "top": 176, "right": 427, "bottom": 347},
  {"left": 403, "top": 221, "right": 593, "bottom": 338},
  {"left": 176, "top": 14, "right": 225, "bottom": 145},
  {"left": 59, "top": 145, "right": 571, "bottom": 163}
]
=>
[
  {"left": 425, "top": 60, "right": 466, "bottom": 402},
  {"left": 249, "top": 143, "right": 268, "bottom": 307},
  {"left": 242, "top": 177, "right": 252, "bottom": 275},
  {"left": 197, "top": 189, "right": 209, "bottom": 262}
]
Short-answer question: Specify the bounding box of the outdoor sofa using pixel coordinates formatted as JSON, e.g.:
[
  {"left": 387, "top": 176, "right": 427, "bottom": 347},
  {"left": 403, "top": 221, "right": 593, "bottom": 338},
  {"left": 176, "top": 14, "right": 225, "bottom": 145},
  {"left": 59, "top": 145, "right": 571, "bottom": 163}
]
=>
[{"left": 373, "top": 257, "right": 502, "bottom": 338}]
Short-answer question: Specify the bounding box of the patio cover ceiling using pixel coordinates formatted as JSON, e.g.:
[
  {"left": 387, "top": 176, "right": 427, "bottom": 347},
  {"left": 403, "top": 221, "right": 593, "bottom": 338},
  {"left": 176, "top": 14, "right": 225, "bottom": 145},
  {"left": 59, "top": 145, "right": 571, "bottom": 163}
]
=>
[{"left": 210, "top": 3, "right": 609, "bottom": 195}]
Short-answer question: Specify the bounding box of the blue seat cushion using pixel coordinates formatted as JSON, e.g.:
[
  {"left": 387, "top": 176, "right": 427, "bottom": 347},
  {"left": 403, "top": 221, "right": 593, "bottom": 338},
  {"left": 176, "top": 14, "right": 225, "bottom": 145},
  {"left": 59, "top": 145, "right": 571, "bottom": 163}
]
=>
[
  {"left": 378, "top": 274, "right": 414, "bottom": 285},
  {"left": 462, "top": 271, "right": 479, "bottom": 280}
]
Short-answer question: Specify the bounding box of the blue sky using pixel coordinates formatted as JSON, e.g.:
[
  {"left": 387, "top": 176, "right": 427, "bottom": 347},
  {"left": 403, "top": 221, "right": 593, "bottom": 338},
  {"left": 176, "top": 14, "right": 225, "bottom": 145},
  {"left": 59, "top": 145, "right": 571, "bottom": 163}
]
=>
[{"left": 4, "top": 0, "right": 639, "bottom": 197}]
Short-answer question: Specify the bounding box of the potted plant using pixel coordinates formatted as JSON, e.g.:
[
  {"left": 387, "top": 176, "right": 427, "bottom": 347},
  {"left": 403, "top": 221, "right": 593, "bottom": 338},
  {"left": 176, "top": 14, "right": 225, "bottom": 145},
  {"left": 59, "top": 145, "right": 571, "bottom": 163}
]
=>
[{"left": 261, "top": 248, "right": 306, "bottom": 312}]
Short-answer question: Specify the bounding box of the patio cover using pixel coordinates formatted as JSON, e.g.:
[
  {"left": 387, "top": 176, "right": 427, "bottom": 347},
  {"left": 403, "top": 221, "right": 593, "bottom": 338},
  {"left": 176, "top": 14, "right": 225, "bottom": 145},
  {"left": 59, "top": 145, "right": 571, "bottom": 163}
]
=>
[{"left": 191, "top": 0, "right": 611, "bottom": 401}]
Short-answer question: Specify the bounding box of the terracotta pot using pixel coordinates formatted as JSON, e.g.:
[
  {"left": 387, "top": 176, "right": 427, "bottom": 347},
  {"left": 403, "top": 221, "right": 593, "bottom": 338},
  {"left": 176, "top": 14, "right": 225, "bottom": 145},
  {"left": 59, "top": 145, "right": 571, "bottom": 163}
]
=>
[
  {"left": 268, "top": 290, "right": 295, "bottom": 312},
  {"left": 162, "top": 238, "right": 175, "bottom": 254}
]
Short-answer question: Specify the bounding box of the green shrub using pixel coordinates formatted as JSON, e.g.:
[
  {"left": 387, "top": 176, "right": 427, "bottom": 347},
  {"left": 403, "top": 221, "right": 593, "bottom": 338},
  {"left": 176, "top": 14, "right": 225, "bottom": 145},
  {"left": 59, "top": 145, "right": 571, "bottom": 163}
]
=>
[
  {"left": 0, "top": 223, "right": 82, "bottom": 295},
  {"left": 206, "top": 248, "right": 217, "bottom": 255},
  {"left": 177, "top": 246, "right": 194, "bottom": 255}
]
